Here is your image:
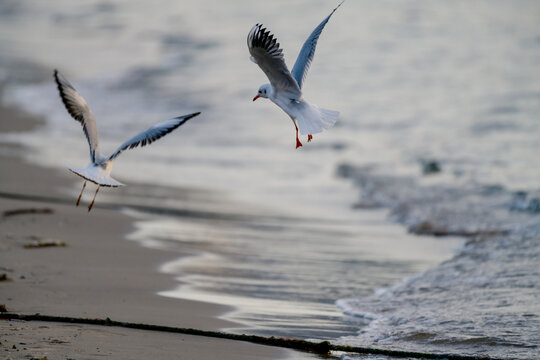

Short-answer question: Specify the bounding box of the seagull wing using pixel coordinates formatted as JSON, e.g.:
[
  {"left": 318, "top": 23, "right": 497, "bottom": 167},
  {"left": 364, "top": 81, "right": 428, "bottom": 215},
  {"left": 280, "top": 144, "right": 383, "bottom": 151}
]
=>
[
  {"left": 248, "top": 24, "right": 302, "bottom": 99},
  {"left": 54, "top": 69, "right": 100, "bottom": 163},
  {"left": 291, "top": 1, "right": 344, "bottom": 89},
  {"left": 107, "top": 112, "right": 200, "bottom": 161}
]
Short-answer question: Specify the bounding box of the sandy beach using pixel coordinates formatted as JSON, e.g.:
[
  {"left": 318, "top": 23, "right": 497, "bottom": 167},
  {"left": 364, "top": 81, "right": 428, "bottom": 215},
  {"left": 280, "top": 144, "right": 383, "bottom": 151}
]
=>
[{"left": 0, "top": 102, "right": 316, "bottom": 359}]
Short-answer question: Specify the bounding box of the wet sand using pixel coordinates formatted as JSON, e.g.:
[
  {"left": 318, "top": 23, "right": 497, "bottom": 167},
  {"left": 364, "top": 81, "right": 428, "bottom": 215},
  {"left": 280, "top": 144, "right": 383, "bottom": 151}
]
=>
[{"left": 0, "top": 98, "right": 316, "bottom": 359}]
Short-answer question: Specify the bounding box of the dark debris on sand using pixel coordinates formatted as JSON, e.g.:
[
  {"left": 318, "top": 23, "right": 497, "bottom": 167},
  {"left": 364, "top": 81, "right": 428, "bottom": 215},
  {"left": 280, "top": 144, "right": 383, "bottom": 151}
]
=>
[
  {"left": 2, "top": 208, "right": 54, "bottom": 217},
  {"left": 23, "top": 240, "right": 67, "bottom": 249}
]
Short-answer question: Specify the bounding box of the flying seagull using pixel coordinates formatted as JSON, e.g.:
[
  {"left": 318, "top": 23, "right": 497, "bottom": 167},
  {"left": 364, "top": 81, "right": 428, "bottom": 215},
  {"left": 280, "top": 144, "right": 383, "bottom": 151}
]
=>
[
  {"left": 248, "top": 1, "right": 343, "bottom": 149},
  {"left": 54, "top": 69, "right": 200, "bottom": 211}
]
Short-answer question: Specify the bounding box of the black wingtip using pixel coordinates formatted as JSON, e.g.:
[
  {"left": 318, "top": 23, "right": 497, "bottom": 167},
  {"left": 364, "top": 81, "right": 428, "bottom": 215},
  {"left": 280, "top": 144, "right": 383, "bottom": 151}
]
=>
[
  {"left": 333, "top": 0, "right": 345, "bottom": 13},
  {"left": 185, "top": 111, "right": 201, "bottom": 119},
  {"left": 53, "top": 69, "right": 65, "bottom": 101},
  {"left": 174, "top": 112, "right": 201, "bottom": 122},
  {"left": 53, "top": 69, "right": 68, "bottom": 90},
  {"left": 53, "top": 69, "right": 60, "bottom": 85}
]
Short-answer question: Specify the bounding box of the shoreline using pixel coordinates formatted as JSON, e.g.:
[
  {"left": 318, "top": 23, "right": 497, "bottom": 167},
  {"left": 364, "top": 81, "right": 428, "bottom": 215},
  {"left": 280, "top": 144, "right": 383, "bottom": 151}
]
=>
[{"left": 0, "top": 95, "right": 315, "bottom": 359}]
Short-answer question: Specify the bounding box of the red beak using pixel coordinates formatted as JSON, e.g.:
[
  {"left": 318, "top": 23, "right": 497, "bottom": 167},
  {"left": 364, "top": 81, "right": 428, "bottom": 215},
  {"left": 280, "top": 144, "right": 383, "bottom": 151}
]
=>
[{"left": 253, "top": 95, "right": 260, "bottom": 101}]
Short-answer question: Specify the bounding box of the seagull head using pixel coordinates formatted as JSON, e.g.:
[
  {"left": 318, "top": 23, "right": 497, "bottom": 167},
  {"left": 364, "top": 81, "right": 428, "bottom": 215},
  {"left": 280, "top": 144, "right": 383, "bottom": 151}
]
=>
[{"left": 253, "top": 83, "right": 271, "bottom": 101}]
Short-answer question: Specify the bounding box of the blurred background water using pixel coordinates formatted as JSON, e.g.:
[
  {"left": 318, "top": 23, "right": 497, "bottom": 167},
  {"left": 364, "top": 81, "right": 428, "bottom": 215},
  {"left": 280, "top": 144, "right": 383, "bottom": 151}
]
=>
[{"left": 0, "top": 1, "right": 539, "bottom": 358}]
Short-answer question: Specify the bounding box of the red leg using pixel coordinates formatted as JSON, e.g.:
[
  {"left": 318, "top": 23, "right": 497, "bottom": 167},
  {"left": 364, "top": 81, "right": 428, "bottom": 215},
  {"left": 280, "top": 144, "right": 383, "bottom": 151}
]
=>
[
  {"left": 295, "top": 125, "right": 303, "bottom": 149},
  {"left": 76, "top": 181, "right": 87, "bottom": 206},
  {"left": 88, "top": 186, "right": 100, "bottom": 212},
  {"left": 307, "top": 134, "right": 313, "bottom": 142}
]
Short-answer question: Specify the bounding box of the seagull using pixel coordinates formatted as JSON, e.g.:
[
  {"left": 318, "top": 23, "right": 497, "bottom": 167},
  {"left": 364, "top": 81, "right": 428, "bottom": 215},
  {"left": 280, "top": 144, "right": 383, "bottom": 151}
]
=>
[
  {"left": 54, "top": 69, "right": 200, "bottom": 211},
  {"left": 248, "top": 1, "right": 343, "bottom": 149}
]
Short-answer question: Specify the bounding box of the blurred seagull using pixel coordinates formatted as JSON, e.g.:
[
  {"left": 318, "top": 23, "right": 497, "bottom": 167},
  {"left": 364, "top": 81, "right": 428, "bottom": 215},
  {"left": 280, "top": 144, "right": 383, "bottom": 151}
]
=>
[
  {"left": 54, "top": 69, "right": 200, "bottom": 211},
  {"left": 248, "top": 1, "right": 343, "bottom": 149}
]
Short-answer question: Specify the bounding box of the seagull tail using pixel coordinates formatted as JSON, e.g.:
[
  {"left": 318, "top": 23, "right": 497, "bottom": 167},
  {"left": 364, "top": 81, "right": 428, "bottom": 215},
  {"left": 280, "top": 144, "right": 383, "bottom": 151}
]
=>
[
  {"left": 295, "top": 102, "right": 339, "bottom": 136},
  {"left": 69, "top": 166, "right": 125, "bottom": 187}
]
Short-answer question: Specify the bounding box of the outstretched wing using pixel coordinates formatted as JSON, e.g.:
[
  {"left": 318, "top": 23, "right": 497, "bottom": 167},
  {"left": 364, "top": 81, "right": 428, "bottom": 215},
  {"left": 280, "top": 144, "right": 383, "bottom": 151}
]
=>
[
  {"left": 291, "top": 1, "right": 344, "bottom": 89},
  {"left": 108, "top": 112, "right": 200, "bottom": 161},
  {"left": 54, "top": 69, "right": 100, "bottom": 163},
  {"left": 248, "top": 24, "right": 302, "bottom": 99}
]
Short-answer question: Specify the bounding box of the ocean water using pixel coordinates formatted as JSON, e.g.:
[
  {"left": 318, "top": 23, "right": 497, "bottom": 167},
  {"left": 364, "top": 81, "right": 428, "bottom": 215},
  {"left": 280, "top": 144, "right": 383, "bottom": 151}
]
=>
[
  {"left": 335, "top": 166, "right": 540, "bottom": 359},
  {"left": 0, "top": 1, "right": 539, "bottom": 359}
]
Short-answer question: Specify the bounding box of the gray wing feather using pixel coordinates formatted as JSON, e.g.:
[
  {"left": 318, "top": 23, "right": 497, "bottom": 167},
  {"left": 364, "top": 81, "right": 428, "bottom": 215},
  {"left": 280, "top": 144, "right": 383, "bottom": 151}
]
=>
[
  {"left": 248, "top": 24, "right": 302, "bottom": 99},
  {"left": 54, "top": 69, "right": 100, "bottom": 163},
  {"left": 108, "top": 112, "right": 200, "bottom": 161},
  {"left": 291, "top": 1, "right": 344, "bottom": 89}
]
